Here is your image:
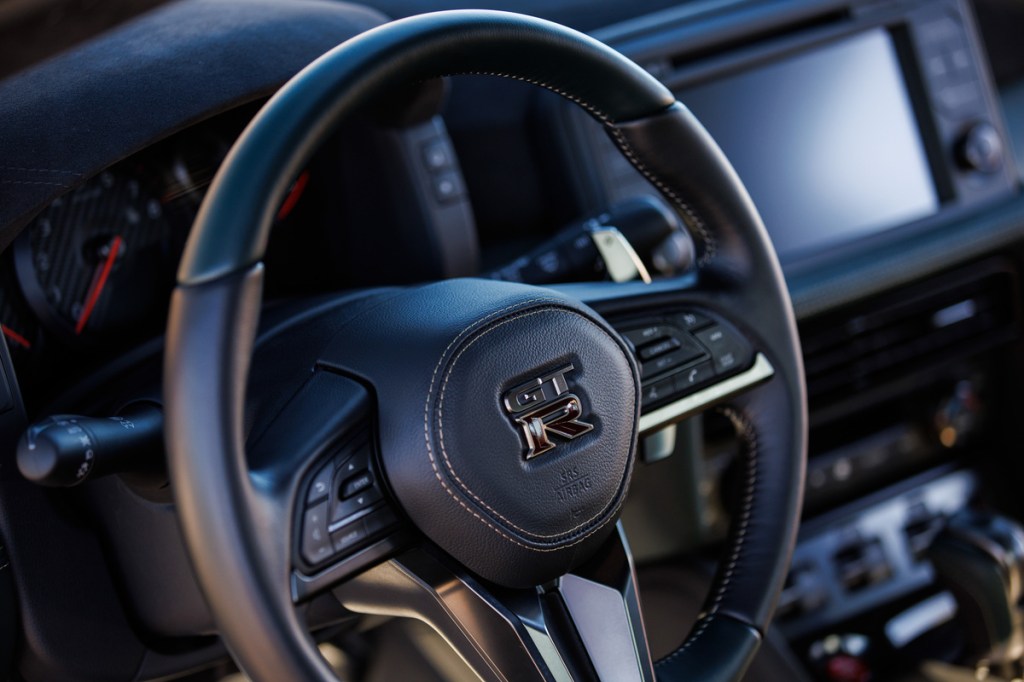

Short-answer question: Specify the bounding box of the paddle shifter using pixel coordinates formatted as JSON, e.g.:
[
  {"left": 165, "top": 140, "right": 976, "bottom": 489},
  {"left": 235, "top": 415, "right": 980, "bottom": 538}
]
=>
[{"left": 486, "top": 195, "right": 694, "bottom": 285}]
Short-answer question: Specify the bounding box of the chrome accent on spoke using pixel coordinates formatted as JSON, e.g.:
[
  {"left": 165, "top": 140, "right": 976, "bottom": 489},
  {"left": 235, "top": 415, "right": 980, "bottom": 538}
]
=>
[
  {"left": 332, "top": 525, "right": 654, "bottom": 682},
  {"left": 638, "top": 353, "right": 774, "bottom": 434}
]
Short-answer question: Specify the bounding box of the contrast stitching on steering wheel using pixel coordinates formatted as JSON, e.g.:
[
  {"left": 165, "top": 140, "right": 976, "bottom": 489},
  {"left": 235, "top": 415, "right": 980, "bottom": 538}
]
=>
[
  {"left": 709, "top": 405, "right": 758, "bottom": 609},
  {"left": 654, "top": 404, "right": 758, "bottom": 668},
  {"left": 421, "top": 298, "right": 629, "bottom": 552},
  {"left": 438, "top": 71, "right": 613, "bottom": 124},
  {"left": 435, "top": 71, "right": 715, "bottom": 265},
  {"left": 437, "top": 306, "right": 635, "bottom": 540},
  {"left": 605, "top": 125, "right": 716, "bottom": 266},
  {"left": 656, "top": 614, "right": 715, "bottom": 667}
]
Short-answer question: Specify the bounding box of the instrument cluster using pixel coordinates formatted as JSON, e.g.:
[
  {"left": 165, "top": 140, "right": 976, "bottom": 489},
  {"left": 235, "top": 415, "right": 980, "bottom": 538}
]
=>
[{"left": 0, "top": 110, "right": 260, "bottom": 409}]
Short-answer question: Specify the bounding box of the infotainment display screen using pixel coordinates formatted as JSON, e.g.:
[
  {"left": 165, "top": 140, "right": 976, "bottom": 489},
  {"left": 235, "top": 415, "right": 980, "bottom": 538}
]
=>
[{"left": 679, "top": 29, "right": 939, "bottom": 260}]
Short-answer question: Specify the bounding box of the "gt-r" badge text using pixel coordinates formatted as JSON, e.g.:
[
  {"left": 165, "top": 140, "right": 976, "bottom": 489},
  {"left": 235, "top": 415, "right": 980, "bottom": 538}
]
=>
[{"left": 503, "top": 364, "right": 594, "bottom": 460}]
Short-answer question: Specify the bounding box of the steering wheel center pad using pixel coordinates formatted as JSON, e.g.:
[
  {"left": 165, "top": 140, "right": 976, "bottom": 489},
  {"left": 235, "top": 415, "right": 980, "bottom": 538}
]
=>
[{"left": 321, "top": 280, "right": 639, "bottom": 587}]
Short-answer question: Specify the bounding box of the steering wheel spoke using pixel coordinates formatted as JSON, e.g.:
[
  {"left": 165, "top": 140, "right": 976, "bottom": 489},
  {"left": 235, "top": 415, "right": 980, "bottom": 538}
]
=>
[
  {"left": 240, "top": 365, "right": 415, "bottom": 603},
  {"left": 553, "top": 279, "right": 779, "bottom": 434},
  {"left": 334, "top": 524, "right": 655, "bottom": 682},
  {"left": 286, "top": 436, "right": 414, "bottom": 602}
]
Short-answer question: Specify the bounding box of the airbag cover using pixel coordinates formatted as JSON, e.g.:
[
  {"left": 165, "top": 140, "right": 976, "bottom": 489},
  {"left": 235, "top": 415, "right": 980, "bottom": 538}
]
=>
[{"left": 327, "top": 279, "right": 639, "bottom": 586}]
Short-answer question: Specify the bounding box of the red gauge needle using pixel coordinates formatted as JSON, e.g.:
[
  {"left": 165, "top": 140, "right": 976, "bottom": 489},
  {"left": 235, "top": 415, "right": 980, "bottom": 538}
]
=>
[
  {"left": 75, "top": 235, "right": 123, "bottom": 335},
  {"left": 276, "top": 171, "right": 309, "bottom": 221},
  {"left": 1, "top": 324, "right": 31, "bottom": 349}
]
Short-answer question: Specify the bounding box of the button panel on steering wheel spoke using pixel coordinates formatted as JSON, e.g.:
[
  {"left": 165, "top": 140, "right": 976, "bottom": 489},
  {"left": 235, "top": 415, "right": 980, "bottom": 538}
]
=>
[
  {"left": 621, "top": 311, "right": 756, "bottom": 411},
  {"left": 295, "top": 430, "right": 401, "bottom": 573},
  {"left": 617, "top": 308, "right": 775, "bottom": 434}
]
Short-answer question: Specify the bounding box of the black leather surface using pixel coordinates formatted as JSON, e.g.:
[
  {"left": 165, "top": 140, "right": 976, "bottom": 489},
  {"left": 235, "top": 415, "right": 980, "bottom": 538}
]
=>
[
  {"left": 609, "top": 102, "right": 768, "bottom": 272},
  {"left": 176, "top": 9, "right": 674, "bottom": 284},
  {"left": 639, "top": 562, "right": 812, "bottom": 682},
  {"left": 0, "top": 0, "right": 385, "bottom": 253},
  {"left": 317, "top": 279, "right": 640, "bottom": 587},
  {"left": 609, "top": 95, "right": 807, "bottom": 664},
  {"left": 165, "top": 266, "right": 342, "bottom": 682},
  {"left": 654, "top": 615, "right": 761, "bottom": 682}
]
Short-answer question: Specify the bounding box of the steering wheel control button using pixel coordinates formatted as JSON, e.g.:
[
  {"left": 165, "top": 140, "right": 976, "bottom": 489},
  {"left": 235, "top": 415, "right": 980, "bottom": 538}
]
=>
[
  {"left": 307, "top": 462, "right": 334, "bottom": 504},
  {"left": 674, "top": 310, "right": 712, "bottom": 331},
  {"left": 642, "top": 377, "right": 674, "bottom": 407},
  {"left": 294, "top": 430, "right": 400, "bottom": 572},
  {"left": 675, "top": 360, "right": 715, "bottom": 391},
  {"left": 616, "top": 312, "right": 770, "bottom": 430},
  {"left": 331, "top": 519, "right": 368, "bottom": 554},
  {"left": 363, "top": 507, "right": 398, "bottom": 535},
  {"left": 324, "top": 505, "right": 399, "bottom": 559},
  {"left": 338, "top": 447, "right": 370, "bottom": 476},
  {"left": 639, "top": 341, "right": 704, "bottom": 379},
  {"left": 638, "top": 336, "right": 680, "bottom": 360},
  {"left": 624, "top": 321, "right": 709, "bottom": 381},
  {"left": 695, "top": 324, "right": 753, "bottom": 374},
  {"left": 624, "top": 324, "right": 669, "bottom": 347},
  {"left": 297, "top": 440, "right": 398, "bottom": 568},
  {"left": 331, "top": 485, "right": 382, "bottom": 525},
  {"left": 301, "top": 502, "right": 332, "bottom": 565},
  {"left": 340, "top": 470, "right": 373, "bottom": 499}
]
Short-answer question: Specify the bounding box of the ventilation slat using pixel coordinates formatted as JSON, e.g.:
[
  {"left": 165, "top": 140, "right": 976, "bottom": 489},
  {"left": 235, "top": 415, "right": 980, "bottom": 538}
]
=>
[{"left": 799, "top": 265, "right": 1018, "bottom": 406}]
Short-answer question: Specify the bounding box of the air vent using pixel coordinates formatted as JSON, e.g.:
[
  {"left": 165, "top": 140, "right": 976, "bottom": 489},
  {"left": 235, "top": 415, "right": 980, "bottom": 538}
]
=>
[{"left": 799, "top": 261, "right": 1020, "bottom": 406}]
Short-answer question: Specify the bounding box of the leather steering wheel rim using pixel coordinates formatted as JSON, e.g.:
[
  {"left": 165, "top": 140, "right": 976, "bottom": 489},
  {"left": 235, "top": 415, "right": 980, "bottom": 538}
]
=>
[{"left": 164, "top": 10, "right": 807, "bottom": 682}]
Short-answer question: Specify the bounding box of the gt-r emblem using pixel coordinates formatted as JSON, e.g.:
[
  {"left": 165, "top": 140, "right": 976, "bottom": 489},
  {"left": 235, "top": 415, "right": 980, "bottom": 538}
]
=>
[{"left": 502, "top": 364, "right": 594, "bottom": 460}]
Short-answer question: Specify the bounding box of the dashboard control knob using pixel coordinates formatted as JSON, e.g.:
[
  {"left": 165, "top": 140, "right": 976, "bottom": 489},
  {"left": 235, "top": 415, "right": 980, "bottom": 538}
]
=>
[{"left": 956, "top": 122, "right": 1004, "bottom": 174}]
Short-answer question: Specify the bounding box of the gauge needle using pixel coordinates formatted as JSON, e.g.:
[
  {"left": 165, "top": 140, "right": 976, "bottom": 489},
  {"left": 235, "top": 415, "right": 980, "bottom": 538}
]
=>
[
  {"left": 276, "top": 171, "right": 309, "bottom": 221},
  {"left": 76, "top": 235, "right": 123, "bottom": 335},
  {"left": 1, "top": 324, "right": 31, "bottom": 349}
]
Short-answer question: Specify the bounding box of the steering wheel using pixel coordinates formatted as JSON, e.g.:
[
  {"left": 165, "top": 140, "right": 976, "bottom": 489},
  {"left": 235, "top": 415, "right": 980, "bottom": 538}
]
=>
[{"left": 164, "top": 10, "right": 806, "bottom": 682}]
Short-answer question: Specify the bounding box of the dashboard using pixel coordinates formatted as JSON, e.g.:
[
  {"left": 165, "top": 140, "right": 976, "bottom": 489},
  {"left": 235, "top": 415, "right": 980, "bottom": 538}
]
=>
[{"left": 1, "top": 0, "right": 1024, "bottom": 680}]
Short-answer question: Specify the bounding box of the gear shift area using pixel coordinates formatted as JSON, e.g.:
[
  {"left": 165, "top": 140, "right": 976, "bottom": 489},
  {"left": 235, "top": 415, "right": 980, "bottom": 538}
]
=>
[{"left": 927, "top": 511, "right": 1024, "bottom": 680}]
